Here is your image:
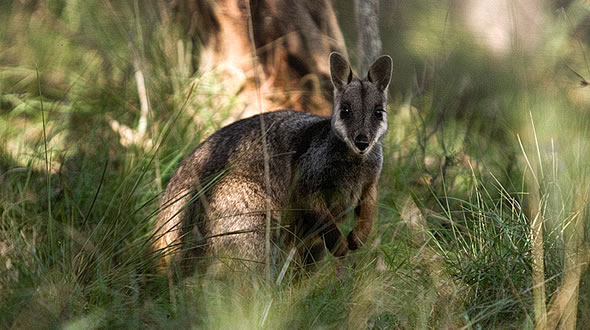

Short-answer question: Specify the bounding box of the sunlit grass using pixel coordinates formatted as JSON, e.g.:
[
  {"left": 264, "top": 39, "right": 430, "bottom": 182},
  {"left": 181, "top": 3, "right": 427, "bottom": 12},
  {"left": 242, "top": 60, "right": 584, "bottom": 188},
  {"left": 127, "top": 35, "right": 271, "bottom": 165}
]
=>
[{"left": 2, "top": 0, "right": 590, "bottom": 328}]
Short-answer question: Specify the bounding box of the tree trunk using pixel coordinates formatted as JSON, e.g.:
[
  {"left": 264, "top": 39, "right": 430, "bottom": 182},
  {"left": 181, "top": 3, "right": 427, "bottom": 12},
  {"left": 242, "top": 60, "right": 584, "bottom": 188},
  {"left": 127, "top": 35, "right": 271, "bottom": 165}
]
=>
[{"left": 168, "top": 0, "right": 347, "bottom": 119}]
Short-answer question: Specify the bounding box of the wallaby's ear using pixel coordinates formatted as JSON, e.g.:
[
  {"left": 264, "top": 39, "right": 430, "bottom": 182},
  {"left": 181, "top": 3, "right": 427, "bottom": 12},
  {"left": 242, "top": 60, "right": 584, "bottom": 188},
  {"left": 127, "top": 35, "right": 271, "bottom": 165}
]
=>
[
  {"left": 330, "top": 52, "right": 353, "bottom": 90},
  {"left": 367, "top": 55, "right": 393, "bottom": 92}
]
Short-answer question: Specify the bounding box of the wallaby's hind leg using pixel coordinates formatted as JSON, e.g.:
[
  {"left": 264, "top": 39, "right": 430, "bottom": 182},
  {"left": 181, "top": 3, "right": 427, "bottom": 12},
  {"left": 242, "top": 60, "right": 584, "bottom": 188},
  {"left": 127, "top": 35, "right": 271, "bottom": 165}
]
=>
[
  {"left": 206, "top": 216, "right": 267, "bottom": 275},
  {"left": 204, "top": 179, "right": 278, "bottom": 275}
]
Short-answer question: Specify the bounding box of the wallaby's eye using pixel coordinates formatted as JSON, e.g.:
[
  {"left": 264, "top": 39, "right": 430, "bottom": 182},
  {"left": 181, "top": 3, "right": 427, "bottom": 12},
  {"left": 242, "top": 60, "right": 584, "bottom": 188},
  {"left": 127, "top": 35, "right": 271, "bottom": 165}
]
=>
[
  {"left": 340, "top": 105, "right": 350, "bottom": 119},
  {"left": 375, "top": 107, "right": 386, "bottom": 120}
]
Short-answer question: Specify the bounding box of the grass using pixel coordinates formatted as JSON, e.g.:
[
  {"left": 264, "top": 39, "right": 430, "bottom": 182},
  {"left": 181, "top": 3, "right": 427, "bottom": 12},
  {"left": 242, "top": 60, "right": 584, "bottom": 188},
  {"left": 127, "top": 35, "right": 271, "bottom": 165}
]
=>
[{"left": 2, "top": 0, "right": 590, "bottom": 328}]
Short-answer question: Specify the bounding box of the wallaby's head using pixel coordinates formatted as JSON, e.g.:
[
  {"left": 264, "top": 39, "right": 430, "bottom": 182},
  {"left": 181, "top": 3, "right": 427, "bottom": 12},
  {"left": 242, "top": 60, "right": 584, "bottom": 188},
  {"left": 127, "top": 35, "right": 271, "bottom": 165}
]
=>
[{"left": 329, "top": 52, "right": 392, "bottom": 156}]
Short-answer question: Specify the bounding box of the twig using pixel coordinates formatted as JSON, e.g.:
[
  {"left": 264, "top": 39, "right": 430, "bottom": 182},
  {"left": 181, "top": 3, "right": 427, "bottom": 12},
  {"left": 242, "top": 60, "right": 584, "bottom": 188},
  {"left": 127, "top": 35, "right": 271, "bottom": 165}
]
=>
[
  {"left": 530, "top": 184, "right": 547, "bottom": 330},
  {"left": 245, "top": 0, "right": 273, "bottom": 281},
  {"left": 36, "top": 66, "right": 54, "bottom": 250},
  {"left": 545, "top": 190, "right": 589, "bottom": 330},
  {"left": 83, "top": 159, "right": 109, "bottom": 226},
  {"left": 133, "top": 55, "right": 151, "bottom": 137},
  {"left": 520, "top": 131, "right": 547, "bottom": 330}
]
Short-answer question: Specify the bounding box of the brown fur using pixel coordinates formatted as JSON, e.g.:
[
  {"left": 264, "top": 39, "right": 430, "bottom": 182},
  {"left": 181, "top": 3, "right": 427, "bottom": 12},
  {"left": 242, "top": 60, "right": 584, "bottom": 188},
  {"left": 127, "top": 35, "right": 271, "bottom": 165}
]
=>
[{"left": 169, "top": 0, "right": 347, "bottom": 118}]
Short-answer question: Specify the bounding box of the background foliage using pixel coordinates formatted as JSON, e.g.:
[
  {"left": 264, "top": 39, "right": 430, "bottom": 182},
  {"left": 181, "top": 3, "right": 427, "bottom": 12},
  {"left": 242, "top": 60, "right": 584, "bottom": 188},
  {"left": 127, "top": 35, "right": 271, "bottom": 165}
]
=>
[{"left": 1, "top": 0, "right": 590, "bottom": 328}]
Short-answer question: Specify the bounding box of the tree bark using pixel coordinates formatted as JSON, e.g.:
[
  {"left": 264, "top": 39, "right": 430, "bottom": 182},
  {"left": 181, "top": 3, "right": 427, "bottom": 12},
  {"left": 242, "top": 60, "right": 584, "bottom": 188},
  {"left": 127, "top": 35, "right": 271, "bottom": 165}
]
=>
[{"left": 167, "top": 0, "right": 347, "bottom": 119}]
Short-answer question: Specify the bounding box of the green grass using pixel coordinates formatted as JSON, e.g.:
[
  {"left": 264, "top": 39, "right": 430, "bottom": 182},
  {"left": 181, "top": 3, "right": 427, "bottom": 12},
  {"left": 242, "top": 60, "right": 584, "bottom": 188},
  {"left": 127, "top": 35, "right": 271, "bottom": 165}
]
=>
[{"left": 2, "top": 0, "right": 590, "bottom": 328}]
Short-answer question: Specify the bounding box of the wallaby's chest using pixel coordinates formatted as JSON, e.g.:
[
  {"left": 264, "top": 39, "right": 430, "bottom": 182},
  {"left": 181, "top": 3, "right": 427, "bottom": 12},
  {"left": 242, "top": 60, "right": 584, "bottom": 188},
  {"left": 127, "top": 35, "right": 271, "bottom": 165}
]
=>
[
  {"left": 321, "top": 162, "right": 366, "bottom": 202},
  {"left": 294, "top": 152, "right": 375, "bottom": 206}
]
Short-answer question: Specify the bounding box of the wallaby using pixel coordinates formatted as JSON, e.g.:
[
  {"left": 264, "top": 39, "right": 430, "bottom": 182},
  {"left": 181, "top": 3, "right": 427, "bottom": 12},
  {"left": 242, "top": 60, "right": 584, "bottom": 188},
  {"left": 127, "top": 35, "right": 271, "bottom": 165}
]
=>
[{"left": 154, "top": 52, "right": 392, "bottom": 275}]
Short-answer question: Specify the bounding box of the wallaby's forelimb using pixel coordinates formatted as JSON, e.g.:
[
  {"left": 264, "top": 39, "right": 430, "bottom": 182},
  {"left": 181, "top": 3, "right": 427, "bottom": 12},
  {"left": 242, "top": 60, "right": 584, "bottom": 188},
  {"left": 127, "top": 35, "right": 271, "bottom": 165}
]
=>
[
  {"left": 348, "top": 182, "right": 378, "bottom": 250},
  {"left": 304, "top": 198, "right": 349, "bottom": 257}
]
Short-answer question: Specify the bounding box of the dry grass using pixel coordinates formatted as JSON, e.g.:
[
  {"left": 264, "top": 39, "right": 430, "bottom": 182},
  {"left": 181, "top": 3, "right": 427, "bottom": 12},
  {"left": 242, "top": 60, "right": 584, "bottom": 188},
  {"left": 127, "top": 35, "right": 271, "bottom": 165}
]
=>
[{"left": 2, "top": 0, "right": 590, "bottom": 328}]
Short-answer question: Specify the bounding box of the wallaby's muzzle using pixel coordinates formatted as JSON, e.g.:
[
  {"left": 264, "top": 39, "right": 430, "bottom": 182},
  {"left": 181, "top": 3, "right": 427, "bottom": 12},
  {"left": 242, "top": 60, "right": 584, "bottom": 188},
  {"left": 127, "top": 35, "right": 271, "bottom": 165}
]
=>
[{"left": 354, "top": 134, "right": 370, "bottom": 152}]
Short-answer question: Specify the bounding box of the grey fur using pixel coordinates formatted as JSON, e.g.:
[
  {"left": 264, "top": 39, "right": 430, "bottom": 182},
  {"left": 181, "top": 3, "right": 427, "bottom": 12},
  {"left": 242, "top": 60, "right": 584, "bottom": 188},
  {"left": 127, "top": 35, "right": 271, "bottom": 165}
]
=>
[{"left": 154, "top": 53, "right": 393, "bottom": 275}]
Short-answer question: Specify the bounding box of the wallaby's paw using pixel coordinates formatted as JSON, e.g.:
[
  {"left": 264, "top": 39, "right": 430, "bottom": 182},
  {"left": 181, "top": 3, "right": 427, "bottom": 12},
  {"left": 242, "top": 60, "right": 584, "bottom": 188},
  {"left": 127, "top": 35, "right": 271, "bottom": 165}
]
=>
[
  {"left": 347, "top": 232, "right": 362, "bottom": 250},
  {"left": 332, "top": 238, "right": 349, "bottom": 258},
  {"left": 334, "top": 257, "right": 349, "bottom": 281}
]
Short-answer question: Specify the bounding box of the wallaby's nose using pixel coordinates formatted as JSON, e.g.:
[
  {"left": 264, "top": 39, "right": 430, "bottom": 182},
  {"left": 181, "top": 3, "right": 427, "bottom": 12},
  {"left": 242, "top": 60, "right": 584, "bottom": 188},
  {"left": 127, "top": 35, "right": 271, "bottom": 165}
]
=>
[{"left": 354, "top": 134, "right": 370, "bottom": 152}]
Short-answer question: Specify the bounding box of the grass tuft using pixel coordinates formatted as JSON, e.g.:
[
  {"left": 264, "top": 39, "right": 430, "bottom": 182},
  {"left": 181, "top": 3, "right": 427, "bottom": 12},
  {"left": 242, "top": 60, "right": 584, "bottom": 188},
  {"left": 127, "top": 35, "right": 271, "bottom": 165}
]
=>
[{"left": 2, "top": 0, "right": 590, "bottom": 328}]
